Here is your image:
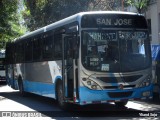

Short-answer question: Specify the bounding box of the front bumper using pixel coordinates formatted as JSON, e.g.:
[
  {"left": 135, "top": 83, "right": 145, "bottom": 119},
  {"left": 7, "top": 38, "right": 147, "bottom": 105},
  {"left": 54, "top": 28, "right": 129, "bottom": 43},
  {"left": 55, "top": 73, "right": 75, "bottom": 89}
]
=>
[{"left": 79, "top": 84, "right": 153, "bottom": 105}]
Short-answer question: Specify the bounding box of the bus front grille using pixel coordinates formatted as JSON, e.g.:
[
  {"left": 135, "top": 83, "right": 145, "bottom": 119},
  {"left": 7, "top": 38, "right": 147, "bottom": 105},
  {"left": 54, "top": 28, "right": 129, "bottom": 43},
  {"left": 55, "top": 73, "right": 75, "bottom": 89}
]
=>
[
  {"left": 103, "top": 85, "right": 135, "bottom": 90},
  {"left": 108, "top": 91, "right": 133, "bottom": 98},
  {"left": 98, "top": 75, "right": 142, "bottom": 83}
]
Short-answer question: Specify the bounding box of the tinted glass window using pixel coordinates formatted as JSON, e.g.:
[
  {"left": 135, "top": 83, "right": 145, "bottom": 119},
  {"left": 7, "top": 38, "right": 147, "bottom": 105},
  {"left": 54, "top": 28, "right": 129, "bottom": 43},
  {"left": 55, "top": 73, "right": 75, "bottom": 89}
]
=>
[
  {"left": 25, "top": 40, "right": 32, "bottom": 61},
  {"left": 42, "top": 34, "right": 53, "bottom": 60},
  {"left": 54, "top": 33, "right": 62, "bottom": 59},
  {"left": 33, "top": 37, "right": 42, "bottom": 61}
]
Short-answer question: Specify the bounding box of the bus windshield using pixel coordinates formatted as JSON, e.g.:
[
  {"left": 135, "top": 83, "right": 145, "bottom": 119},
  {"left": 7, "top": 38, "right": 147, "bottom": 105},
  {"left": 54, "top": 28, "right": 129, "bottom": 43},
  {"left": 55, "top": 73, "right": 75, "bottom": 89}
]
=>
[{"left": 82, "top": 30, "right": 150, "bottom": 72}]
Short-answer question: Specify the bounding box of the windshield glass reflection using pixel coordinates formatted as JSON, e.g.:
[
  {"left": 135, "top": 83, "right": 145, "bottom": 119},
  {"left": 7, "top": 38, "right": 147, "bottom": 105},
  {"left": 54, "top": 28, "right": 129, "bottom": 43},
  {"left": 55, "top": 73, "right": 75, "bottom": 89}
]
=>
[{"left": 81, "top": 30, "right": 150, "bottom": 72}]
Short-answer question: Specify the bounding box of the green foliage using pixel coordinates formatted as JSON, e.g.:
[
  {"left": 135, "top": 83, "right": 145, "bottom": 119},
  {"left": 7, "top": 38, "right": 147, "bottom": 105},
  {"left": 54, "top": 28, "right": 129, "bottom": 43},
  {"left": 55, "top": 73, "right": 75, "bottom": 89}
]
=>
[
  {"left": 126, "top": 0, "right": 150, "bottom": 13},
  {"left": 24, "top": 0, "right": 92, "bottom": 31},
  {"left": 24, "top": 0, "right": 127, "bottom": 31},
  {"left": 3, "top": 0, "right": 151, "bottom": 50},
  {"left": 0, "top": 0, "right": 27, "bottom": 49}
]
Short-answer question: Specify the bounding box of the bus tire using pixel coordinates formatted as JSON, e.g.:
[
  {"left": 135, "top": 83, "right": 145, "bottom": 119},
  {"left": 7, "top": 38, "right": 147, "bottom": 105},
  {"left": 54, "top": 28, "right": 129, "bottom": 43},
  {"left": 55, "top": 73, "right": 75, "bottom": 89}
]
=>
[
  {"left": 56, "top": 81, "right": 69, "bottom": 110},
  {"left": 115, "top": 101, "right": 128, "bottom": 107},
  {"left": 18, "top": 77, "right": 26, "bottom": 97}
]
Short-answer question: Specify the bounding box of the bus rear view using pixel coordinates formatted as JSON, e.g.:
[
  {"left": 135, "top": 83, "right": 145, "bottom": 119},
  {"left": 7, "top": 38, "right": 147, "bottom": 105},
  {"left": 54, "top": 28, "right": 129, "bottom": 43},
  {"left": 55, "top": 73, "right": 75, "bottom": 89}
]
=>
[{"left": 79, "top": 12, "right": 153, "bottom": 106}]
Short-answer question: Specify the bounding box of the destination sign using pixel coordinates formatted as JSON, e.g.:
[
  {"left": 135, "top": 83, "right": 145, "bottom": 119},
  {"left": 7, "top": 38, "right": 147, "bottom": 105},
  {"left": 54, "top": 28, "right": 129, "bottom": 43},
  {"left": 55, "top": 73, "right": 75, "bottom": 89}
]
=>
[
  {"left": 118, "top": 31, "right": 147, "bottom": 40},
  {"left": 96, "top": 18, "right": 132, "bottom": 26},
  {"left": 81, "top": 14, "right": 147, "bottom": 28},
  {"left": 88, "top": 31, "right": 117, "bottom": 41}
]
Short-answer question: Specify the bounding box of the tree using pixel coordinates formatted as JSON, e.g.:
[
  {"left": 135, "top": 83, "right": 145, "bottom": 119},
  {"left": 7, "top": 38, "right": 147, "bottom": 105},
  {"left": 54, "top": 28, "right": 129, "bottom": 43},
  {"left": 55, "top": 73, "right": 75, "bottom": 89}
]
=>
[
  {"left": 24, "top": 0, "right": 125, "bottom": 31},
  {"left": 0, "top": 0, "right": 26, "bottom": 49},
  {"left": 127, "top": 0, "right": 150, "bottom": 13}
]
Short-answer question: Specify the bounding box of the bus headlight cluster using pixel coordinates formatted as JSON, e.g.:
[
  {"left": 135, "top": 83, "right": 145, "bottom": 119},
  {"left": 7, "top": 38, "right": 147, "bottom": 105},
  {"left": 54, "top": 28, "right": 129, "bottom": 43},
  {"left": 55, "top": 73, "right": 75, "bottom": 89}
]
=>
[
  {"left": 82, "top": 78, "right": 102, "bottom": 90},
  {"left": 139, "top": 75, "right": 152, "bottom": 88}
]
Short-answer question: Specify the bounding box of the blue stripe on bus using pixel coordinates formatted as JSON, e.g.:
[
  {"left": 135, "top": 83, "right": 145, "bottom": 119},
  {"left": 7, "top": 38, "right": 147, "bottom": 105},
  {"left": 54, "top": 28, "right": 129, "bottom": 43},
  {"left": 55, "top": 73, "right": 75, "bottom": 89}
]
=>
[
  {"left": 79, "top": 84, "right": 153, "bottom": 104},
  {"left": 7, "top": 76, "right": 62, "bottom": 98},
  {"left": 23, "top": 80, "right": 56, "bottom": 98}
]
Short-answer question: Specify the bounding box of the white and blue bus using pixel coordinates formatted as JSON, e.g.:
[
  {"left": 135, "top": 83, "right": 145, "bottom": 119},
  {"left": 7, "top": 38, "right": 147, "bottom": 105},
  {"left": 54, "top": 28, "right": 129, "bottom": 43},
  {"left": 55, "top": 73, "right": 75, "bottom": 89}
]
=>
[
  {"left": 5, "top": 11, "right": 153, "bottom": 109},
  {"left": 0, "top": 50, "right": 6, "bottom": 82}
]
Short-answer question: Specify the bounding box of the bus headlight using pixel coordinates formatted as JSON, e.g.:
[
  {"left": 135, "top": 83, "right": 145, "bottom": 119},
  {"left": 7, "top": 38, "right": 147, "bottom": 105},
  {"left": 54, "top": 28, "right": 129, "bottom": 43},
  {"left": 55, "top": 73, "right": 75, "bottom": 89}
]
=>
[
  {"left": 87, "top": 81, "right": 91, "bottom": 85},
  {"left": 91, "top": 85, "right": 98, "bottom": 90},
  {"left": 82, "top": 78, "right": 102, "bottom": 90},
  {"left": 139, "top": 75, "right": 151, "bottom": 88}
]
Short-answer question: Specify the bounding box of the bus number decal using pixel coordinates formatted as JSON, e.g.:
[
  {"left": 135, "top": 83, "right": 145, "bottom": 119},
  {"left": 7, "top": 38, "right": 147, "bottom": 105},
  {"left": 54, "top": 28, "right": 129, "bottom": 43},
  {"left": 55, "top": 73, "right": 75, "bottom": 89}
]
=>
[{"left": 101, "top": 64, "right": 109, "bottom": 71}]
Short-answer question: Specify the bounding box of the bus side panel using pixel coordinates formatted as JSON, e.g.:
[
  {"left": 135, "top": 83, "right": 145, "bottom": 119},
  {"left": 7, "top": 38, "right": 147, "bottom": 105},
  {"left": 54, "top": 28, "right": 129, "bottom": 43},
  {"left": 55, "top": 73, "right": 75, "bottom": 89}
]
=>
[
  {"left": 19, "top": 61, "right": 62, "bottom": 98},
  {"left": 23, "top": 80, "right": 55, "bottom": 98},
  {"left": 24, "top": 62, "right": 53, "bottom": 83}
]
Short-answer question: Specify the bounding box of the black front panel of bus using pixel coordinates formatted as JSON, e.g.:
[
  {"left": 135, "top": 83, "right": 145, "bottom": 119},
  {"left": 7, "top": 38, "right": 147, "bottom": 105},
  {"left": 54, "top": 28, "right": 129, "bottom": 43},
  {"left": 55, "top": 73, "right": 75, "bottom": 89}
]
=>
[{"left": 81, "top": 14, "right": 148, "bottom": 29}]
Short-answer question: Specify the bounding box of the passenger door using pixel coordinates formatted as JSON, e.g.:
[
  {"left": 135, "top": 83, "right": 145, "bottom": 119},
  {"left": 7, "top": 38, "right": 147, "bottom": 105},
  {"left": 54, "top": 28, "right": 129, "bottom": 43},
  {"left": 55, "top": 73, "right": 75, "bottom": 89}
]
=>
[{"left": 62, "top": 34, "right": 78, "bottom": 100}]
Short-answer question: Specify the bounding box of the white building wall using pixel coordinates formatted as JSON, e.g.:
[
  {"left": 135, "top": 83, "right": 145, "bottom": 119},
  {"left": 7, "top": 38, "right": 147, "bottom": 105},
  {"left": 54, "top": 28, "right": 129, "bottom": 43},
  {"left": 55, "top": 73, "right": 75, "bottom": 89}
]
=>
[
  {"left": 146, "top": 0, "right": 160, "bottom": 45},
  {"left": 158, "top": 0, "right": 160, "bottom": 43},
  {"left": 149, "top": 3, "right": 159, "bottom": 44},
  {"left": 126, "top": 6, "right": 137, "bottom": 13},
  {"left": 127, "top": 1, "right": 160, "bottom": 45}
]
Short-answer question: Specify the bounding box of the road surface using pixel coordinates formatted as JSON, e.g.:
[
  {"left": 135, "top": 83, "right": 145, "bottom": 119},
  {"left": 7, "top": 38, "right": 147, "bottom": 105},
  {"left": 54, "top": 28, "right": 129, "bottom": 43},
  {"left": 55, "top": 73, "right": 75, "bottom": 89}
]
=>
[{"left": 0, "top": 83, "right": 160, "bottom": 119}]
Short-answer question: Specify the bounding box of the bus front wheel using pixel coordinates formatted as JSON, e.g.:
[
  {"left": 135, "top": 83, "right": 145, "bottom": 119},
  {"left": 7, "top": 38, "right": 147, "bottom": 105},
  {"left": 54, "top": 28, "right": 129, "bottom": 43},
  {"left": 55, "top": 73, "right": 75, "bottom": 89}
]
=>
[
  {"left": 115, "top": 101, "right": 128, "bottom": 107},
  {"left": 56, "top": 81, "right": 69, "bottom": 110}
]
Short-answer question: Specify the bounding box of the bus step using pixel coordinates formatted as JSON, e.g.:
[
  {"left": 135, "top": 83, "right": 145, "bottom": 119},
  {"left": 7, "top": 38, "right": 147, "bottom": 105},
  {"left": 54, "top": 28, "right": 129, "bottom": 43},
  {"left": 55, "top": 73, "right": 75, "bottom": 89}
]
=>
[{"left": 64, "top": 97, "right": 73, "bottom": 100}]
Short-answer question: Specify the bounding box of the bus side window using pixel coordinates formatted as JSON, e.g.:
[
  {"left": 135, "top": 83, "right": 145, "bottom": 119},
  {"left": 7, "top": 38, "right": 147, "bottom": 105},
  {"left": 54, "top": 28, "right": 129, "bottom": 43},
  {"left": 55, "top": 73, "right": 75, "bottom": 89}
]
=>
[
  {"left": 33, "top": 37, "right": 42, "bottom": 61},
  {"left": 6, "top": 43, "right": 14, "bottom": 64},
  {"left": 5, "top": 44, "right": 9, "bottom": 64},
  {"left": 17, "top": 43, "right": 24, "bottom": 63},
  {"left": 42, "top": 34, "right": 53, "bottom": 60},
  {"left": 25, "top": 40, "right": 33, "bottom": 62},
  {"left": 54, "top": 33, "right": 62, "bottom": 59},
  {"left": 14, "top": 44, "right": 18, "bottom": 63}
]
